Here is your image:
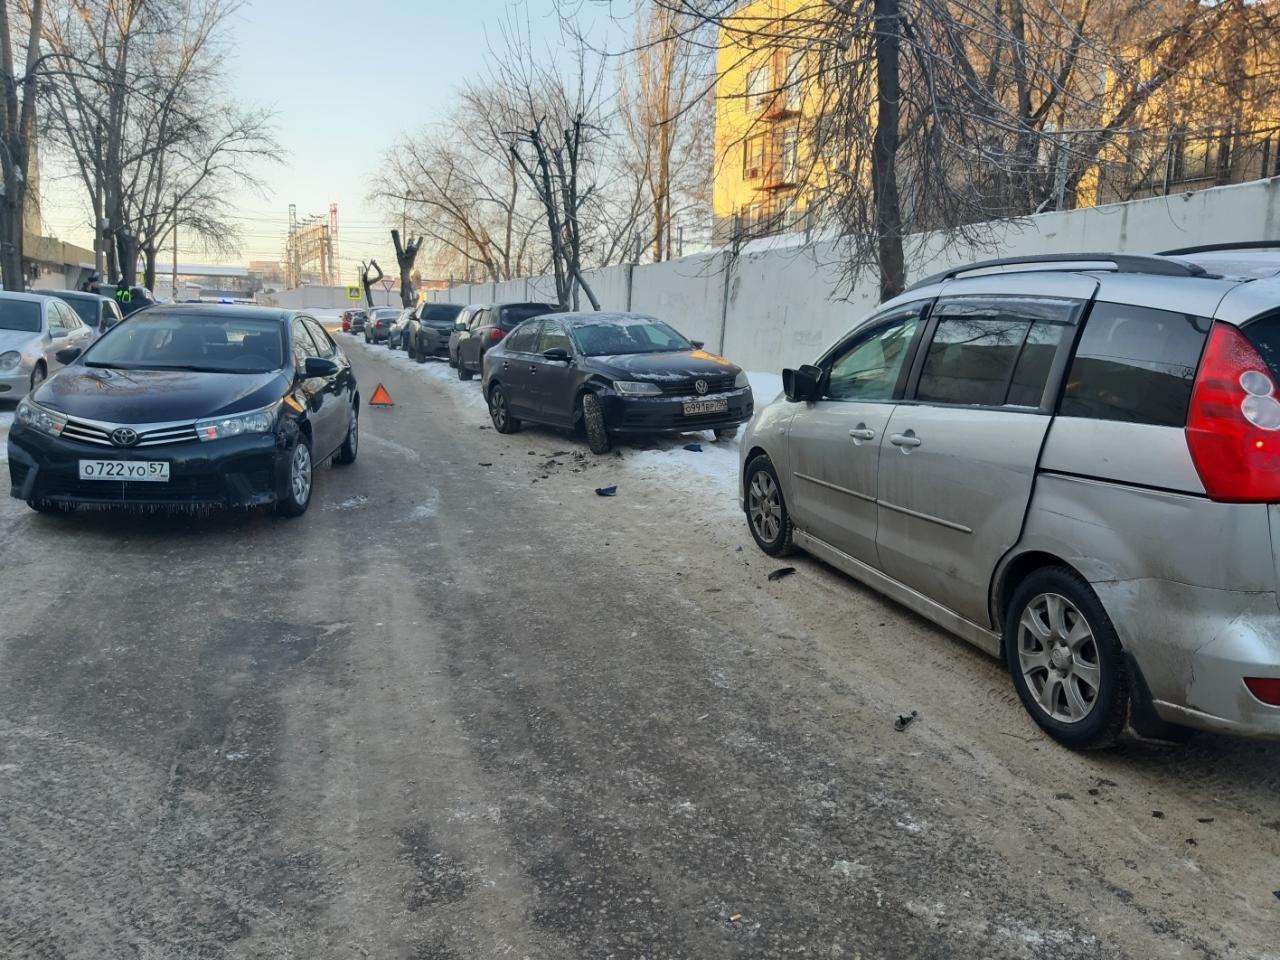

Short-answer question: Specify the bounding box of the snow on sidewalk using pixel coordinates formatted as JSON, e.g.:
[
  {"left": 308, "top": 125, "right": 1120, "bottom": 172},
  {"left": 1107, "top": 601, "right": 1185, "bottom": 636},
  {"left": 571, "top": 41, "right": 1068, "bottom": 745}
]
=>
[
  {"left": 0, "top": 409, "right": 13, "bottom": 463},
  {"left": 355, "top": 338, "right": 782, "bottom": 511}
]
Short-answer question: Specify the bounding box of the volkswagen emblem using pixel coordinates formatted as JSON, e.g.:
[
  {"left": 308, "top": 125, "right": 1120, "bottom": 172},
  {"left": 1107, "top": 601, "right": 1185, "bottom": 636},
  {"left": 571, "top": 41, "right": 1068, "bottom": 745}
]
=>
[
  {"left": 694, "top": 379, "right": 709, "bottom": 395},
  {"left": 110, "top": 427, "right": 139, "bottom": 448}
]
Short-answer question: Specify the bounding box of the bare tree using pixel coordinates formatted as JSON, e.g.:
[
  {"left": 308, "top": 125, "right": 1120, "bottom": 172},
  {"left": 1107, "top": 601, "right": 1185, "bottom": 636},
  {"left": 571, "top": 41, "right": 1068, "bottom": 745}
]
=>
[
  {"left": 391, "top": 228, "right": 423, "bottom": 307},
  {"left": 359, "top": 258, "right": 383, "bottom": 309},
  {"left": 0, "top": 0, "right": 44, "bottom": 289}
]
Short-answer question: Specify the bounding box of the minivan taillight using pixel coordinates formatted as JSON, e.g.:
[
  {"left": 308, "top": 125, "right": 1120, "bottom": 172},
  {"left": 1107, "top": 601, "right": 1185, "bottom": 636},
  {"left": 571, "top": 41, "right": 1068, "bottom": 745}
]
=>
[
  {"left": 1186, "top": 322, "right": 1280, "bottom": 502},
  {"left": 489, "top": 328, "right": 505, "bottom": 343}
]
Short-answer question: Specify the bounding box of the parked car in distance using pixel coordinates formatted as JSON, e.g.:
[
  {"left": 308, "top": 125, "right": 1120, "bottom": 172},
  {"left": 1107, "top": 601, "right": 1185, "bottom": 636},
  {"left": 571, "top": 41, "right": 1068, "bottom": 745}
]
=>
[
  {"left": 364, "top": 307, "right": 401, "bottom": 344},
  {"left": 348, "top": 309, "right": 369, "bottom": 334},
  {"left": 86, "top": 282, "right": 156, "bottom": 317},
  {"left": 341, "top": 311, "right": 352, "bottom": 333},
  {"left": 456, "top": 302, "right": 559, "bottom": 381},
  {"left": 482, "top": 311, "right": 753, "bottom": 454},
  {"left": 0, "top": 291, "right": 96, "bottom": 400},
  {"left": 406, "top": 303, "right": 463, "bottom": 362},
  {"left": 447, "top": 305, "right": 484, "bottom": 368},
  {"left": 741, "top": 247, "right": 1280, "bottom": 750},
  {"left": 386, "top": 307, "right": 415, "bottom": 350},
  {"left": 8, "top": 303, "right": 359, "bottom": 517},
  {"left": 38, "top": 290, "right": 125, "bottom": 337}
]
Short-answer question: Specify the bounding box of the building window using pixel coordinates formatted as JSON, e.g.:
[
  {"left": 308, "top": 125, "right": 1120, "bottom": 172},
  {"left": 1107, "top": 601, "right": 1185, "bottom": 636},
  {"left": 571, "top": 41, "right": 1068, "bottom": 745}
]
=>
[
  {"left": 743, "top": 134, "right": 766, "bottom": 179},
  {"left": 747, "top": 66, "right": 769, "bottom": 111},
  {"left": 779, "top": 126, "right": 799, "bottom": 183},
  {"left": 785, "top": 51, "right": 804, "bottom": 109}
]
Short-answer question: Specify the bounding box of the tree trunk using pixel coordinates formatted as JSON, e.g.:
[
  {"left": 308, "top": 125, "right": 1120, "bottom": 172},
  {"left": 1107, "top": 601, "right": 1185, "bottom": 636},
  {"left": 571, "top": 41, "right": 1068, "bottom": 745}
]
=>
[
  {"left": 0, "top": 184, "right": 23, "bottom": 290},
  {"left": 142, "top": 246, "right": 157, "bottom": 291},
  {"left": 872, "top": 0, "right": 906, "bottom": 301},
  {"left": 115, "top": 229, "right": 139, "bottom": 286},
  {"left": 392, "top": 229, "right": 422, "bottom": 307}
]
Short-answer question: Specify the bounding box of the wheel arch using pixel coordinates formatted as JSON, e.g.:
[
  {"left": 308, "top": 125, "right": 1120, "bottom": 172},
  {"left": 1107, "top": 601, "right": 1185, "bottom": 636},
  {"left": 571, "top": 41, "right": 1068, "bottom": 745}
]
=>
[
  {"left": 990, "top": 549, "right": 1088, "bottom": 649},
  {"left": 742, "top": 445, "right": 772, "bottom": 501}
]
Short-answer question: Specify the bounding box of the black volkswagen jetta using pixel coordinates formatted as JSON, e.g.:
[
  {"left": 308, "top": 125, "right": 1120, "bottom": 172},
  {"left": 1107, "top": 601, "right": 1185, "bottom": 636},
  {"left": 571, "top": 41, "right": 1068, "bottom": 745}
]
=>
[
  {"left": 481, "top": 311, "right": 753, "bottom": 453},
  {"left": 7, "top": 304, "right": 359, "bottom": 517}
]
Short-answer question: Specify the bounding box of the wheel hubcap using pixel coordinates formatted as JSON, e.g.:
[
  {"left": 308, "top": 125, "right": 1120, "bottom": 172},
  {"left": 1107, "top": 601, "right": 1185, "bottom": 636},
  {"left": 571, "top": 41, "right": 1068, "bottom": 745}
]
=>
[
  {"left": 291, "top": 443, "right": 312, "bottom": 504},
  {"left": 1017, "top": 593, "right": 1101, "bottom": 724},
  {"left": 748, "top": 470, "right": 782, "bottom": 542},
  {"left": 490, "top": 392, "right": 506, "bottom": 427},
  {"left": 349, "top": 417, "right": 358, "bottom": 455}
]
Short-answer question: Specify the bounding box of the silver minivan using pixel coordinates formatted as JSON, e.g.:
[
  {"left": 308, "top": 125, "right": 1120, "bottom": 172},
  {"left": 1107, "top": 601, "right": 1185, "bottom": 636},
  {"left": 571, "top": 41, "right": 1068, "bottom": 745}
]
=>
[{"left": 740, "top": 247, "right": 1280, "bottom": 748}]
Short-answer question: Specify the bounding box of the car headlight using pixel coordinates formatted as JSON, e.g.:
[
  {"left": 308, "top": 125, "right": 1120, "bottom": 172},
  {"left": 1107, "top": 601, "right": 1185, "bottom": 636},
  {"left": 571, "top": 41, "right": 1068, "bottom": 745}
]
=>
[
  {"left": 16, "top": 397, "right": 67, "bottom": 437},
  {"left": 614, "top": 380, "right": 662, "bottom": 396},
  {"left": 195, "top": 401, "right": 280, "bottom": 441},
  {"left": 0, "top": 350, "right": 20, "bottom": 372},
  {"left": 734, "top": 370, "right": 749, "bottom": 389}
]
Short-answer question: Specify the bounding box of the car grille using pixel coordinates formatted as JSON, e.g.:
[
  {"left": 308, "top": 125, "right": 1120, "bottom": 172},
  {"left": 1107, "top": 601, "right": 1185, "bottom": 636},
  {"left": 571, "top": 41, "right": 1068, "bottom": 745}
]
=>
[
  {"left": 656, "top": 374, "right": 738, "bottom": 396},
  {"left": 60, "top": 417, "right": 200, "bottom": 448},
  {"left": 41, "top": 476, "right": 226, "bottom": 502}
]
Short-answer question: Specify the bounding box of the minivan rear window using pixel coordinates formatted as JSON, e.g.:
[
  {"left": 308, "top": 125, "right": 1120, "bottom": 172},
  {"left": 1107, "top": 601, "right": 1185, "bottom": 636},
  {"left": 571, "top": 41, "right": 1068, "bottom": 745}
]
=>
[
  {"left": 1060, "top": 303, "right": 1210, "bottom": 427},
  {"left": 498, "top": 304, "right": 556, "bottom": 330}
]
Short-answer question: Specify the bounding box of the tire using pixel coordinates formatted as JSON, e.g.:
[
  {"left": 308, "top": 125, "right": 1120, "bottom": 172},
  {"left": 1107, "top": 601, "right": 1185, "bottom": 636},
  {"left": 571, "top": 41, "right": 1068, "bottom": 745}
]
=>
[
  {"left": 581, "top": 392, "right": 611, "bottom": 454},
  {"left": 488, "top": 383, "right": 521, "bottom": 434},
  {"left": 714, "top": 426, "right": 738, "bottom": 441},
  {"left": 1004, "top": 566, "right": 1129, "bottom": 750},
  {"left": 275, "top": 435, "right": 314, "bottom": 518},
  {"left": 333, "top": 409, "right": 358, "bottom": 465},
  {"left": 29, "top": 363, "right": 46, "bottom": 393},
  {"left": 744, "top": 455, "right": 795, "bottom": 556},
  {"left": 414, "top": 336, "right": 427, "bottom": 364},
  {"left": 458, "top": 357, "right": 473, "bottom": 381},
  {"left": 448, "top": 349, "right": 458, "bottom": 368}
]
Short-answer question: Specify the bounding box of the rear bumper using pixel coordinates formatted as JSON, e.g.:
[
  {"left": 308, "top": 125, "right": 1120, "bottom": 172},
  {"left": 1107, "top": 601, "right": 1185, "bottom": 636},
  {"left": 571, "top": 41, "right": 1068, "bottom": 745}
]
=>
[
  {"left": 602, "top": 388, "right": 754, "bottom": 435},
  {"left": 8, "top": 425, "right": 288, "bottom": 509},
  {"left": 1094, "top": 580, "right": 1280, "bottom": 739}
]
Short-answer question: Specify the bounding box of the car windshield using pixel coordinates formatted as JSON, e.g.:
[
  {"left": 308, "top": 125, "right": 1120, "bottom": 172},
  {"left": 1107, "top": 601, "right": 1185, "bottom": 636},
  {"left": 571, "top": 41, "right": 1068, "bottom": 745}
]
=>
[
  {"left": 500, "top": 305, "right": 555, "bottom": 329},
  {"left": 56, "top": 295, "right": 98, "bottom": 327},
  {"left": 571, "top": 319, "right": 692, "bottom": 357},
  {"left": 82, "top": 314, "right": 285, "bottom": 373},
  {"left": 0, "top": 299, "right": 42, "bottom": 332}
]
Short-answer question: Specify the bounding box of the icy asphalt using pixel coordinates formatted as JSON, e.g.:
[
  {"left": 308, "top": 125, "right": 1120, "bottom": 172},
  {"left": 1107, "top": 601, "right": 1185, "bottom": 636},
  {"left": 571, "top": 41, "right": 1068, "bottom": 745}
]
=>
[{"left": 0, "top": 338, "right": 1277, "bottom": 959}]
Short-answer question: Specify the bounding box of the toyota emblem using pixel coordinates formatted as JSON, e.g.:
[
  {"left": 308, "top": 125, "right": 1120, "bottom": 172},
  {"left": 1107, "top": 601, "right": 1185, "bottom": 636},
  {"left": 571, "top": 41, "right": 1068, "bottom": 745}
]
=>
[
  {"left": 694, "top": 379, "right": 709, "bottom": 395},
  {"left": 110, "top": 427, "right": 139, "bottom": 448}
]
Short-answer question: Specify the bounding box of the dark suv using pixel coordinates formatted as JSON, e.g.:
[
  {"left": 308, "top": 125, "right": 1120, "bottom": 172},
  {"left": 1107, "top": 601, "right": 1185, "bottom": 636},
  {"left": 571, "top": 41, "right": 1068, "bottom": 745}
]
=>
[
  {"left": 455, "top": 302, "right": 558, "bottom": 381},
  {"left": 406, "top": 303, "right": 463, "bottom": 362}
]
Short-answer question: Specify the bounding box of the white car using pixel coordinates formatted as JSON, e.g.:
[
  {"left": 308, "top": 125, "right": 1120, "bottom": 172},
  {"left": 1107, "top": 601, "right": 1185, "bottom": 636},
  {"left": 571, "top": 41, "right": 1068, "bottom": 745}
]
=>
[{"left": 0, "top": 291, "right": 95, "bottom": 399}]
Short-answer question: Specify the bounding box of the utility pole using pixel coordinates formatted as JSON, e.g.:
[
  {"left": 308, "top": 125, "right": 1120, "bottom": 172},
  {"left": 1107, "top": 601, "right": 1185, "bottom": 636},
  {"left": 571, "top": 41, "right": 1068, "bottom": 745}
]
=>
[{"left": 171, "top": 195, "right": 179, "bottom": 300}]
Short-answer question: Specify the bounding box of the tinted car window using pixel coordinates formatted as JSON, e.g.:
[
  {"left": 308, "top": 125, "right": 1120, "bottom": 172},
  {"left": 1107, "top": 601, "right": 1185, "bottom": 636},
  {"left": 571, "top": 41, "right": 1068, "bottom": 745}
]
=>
[
  {"left": 1060, "top": 303, "right": 1210, "bottom": 427},
  {"left": 0, "top": 300, "right": 41, "bottom": 332},
  {"left": 303, "top": 318, "right": 335, "bottom": 358},
  {"left": 916, "top": 298, "right": 1075, "bottom": 408},
  {"left": 504, "top": 321, "right": 542, "bottom": 353},
  {"left": 538, "top": 322, "right": 572, "bottom": 354},
  {"left": 419, "top": 304, "right": 461, "bottom": 323},
  {"left": 48, "top": 304, "right": 66, "bottom": 331},
  {"left": 825, "top": 306, "right": 922, "bottom": 401},
  {"left": 468, "top": 309, "right": 487, "bottom": 331},
  {"left": 83, "top": 314, "right": 285, "bottom": 372},
  {"left": 292, "top": 318, "right": 320, "bottom": 368},
  {"left": 498, "top": 304, "right": 554, "bottom": 330},
  {"left": 58, "top": 295, "right": 100, "bottom": 329}
]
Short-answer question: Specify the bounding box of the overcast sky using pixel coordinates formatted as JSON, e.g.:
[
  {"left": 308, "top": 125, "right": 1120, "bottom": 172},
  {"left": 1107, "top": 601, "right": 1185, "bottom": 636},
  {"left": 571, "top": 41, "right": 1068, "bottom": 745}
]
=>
[{"left": 38, "top": 0, "right": 623, "bottom": 281}]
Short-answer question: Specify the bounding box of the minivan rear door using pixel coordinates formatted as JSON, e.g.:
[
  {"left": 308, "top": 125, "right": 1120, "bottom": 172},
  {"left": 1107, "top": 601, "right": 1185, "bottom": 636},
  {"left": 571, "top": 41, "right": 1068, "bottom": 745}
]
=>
[{"left": 874, "top": 278, "right": 1092, "bottom": 627}]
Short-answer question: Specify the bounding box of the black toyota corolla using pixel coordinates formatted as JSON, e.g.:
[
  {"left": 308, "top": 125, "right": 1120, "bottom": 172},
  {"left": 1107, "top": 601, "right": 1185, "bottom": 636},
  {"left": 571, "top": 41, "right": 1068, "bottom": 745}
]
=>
[
  {"left": 7, "top": 304, "right": 359, "bottom": 517},
  {"left": 480, "top": 311, "right": 753, "bottom": 453}
]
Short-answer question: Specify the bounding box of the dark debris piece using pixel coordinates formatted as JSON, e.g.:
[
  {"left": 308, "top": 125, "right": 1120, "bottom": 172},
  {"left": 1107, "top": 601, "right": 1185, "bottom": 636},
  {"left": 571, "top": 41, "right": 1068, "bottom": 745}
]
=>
[
  {"left": 893, "top": 711, "right": 919, "bottom": 732},
  {"left": 767, "top": 566, "right": 797, "bottom": 582},
  {"left": 478, "top": 462, "right": 493, "bottom": 467},
  {"left": 595, "top": 485, "right": 618, "bottom": 497},
  {"left": 683, "top": 443, "right": 703, "bottom": 452}
]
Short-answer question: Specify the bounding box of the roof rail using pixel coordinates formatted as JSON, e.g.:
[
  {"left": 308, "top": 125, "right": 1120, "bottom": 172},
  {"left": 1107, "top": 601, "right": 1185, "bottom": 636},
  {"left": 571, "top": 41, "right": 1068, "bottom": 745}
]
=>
[
  {"left": 905, "top": 252, "right": 1206, "bottom": 293},
  {"left": 1158, "top": 241, "right": 1280, "bottom": 256}
]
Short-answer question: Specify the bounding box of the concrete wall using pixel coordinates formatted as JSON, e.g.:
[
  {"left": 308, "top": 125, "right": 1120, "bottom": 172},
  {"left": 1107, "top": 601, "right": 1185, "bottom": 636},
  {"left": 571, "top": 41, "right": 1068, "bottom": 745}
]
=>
[
  {"left": 258, "top": 285, "right": 403, "bottom": 310},
  {"left": 427, "top": 178, "right": 1280, "bottom": 371}
]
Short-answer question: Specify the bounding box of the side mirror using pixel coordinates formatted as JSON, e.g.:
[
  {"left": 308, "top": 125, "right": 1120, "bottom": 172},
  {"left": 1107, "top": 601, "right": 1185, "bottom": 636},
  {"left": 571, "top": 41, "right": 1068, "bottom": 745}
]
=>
[
  {"left": 783, "top": 364, "right": 824, "bottom": 402},
  {"left": 689, "top": 339, "right": 705, "bottom": 350},
  {"left": 50, "top": 328, "right": 68, "bottom": 339},
  {"left": 454, "top": 323, "right": 467, "bottom": 333},
  {"left": 55, "top": 346, "right": 83, "bottom": 365},
  {"left": 303, "top": 356, "right": 340, "bottom": 378},
  {"left": 542, "top": 347, "right": 571, "bottom": 363}
]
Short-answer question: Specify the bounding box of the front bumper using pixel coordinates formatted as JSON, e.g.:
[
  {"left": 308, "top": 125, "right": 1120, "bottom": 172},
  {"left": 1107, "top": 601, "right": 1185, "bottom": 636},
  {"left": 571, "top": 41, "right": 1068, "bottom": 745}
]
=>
[
  {"left": 418, "top": 329, "right": 451, "bottom": 353},
  {"left": 602, "top": 387, "right": 754, "bottom": 435},
  {"left": 8, "top": 424, "right": 289, "bottom": 509},
  {"left": 1094, "top": 580, "right": 1280, "bottom": 739},
  {"left": 0, "top": 365, "right": 32, "bottom": 399}
]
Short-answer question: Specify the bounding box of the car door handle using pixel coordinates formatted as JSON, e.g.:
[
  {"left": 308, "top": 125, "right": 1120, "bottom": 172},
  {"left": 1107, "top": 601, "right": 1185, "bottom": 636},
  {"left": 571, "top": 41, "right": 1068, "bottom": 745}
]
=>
[
  {"left": 528, "top": 365, "right": 537, "bottom": 374},
  {"left": 502, "top": 361, "right": 509, "bottom": 370},
  {"left": 848, "top": 426, "right": 875, "bottom": 441},
  {"left": 890, "top": 431, "right": 922, "bottom": 449}
]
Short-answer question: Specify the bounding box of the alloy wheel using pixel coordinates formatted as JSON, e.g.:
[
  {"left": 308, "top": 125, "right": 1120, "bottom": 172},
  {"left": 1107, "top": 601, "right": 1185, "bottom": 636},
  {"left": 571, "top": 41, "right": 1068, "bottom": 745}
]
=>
[
  {"left": 1016, "top": 593, "right": 1101, "bottom": 723},
  {"left": 489, "top": 389, "right": 507, "bottom": 429},
  {"left": 748, "top": 470, "right": 782, "bottom": 543},
  {"left": 348, "top": 416, "right": 358, "bottom": 457},
  {"left": 290, "top": 442, "right": 313, "bottom": 505}
]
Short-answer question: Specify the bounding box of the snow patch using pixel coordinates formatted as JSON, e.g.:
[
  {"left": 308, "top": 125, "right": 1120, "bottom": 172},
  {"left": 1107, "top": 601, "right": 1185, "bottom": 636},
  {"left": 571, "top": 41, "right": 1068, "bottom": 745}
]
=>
[
  {"left": 330, "top": 495, "right": 369, "bottom": 510},
  {"left": 410, "top": 488, "right": 441, "bottom": 520}
]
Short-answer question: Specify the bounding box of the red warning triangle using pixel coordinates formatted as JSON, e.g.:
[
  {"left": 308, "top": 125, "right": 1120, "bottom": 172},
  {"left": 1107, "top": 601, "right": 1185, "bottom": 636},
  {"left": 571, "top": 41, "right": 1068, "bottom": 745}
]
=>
[{"left": 368, "top": 383, "right": 394, "bottom": 407}]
